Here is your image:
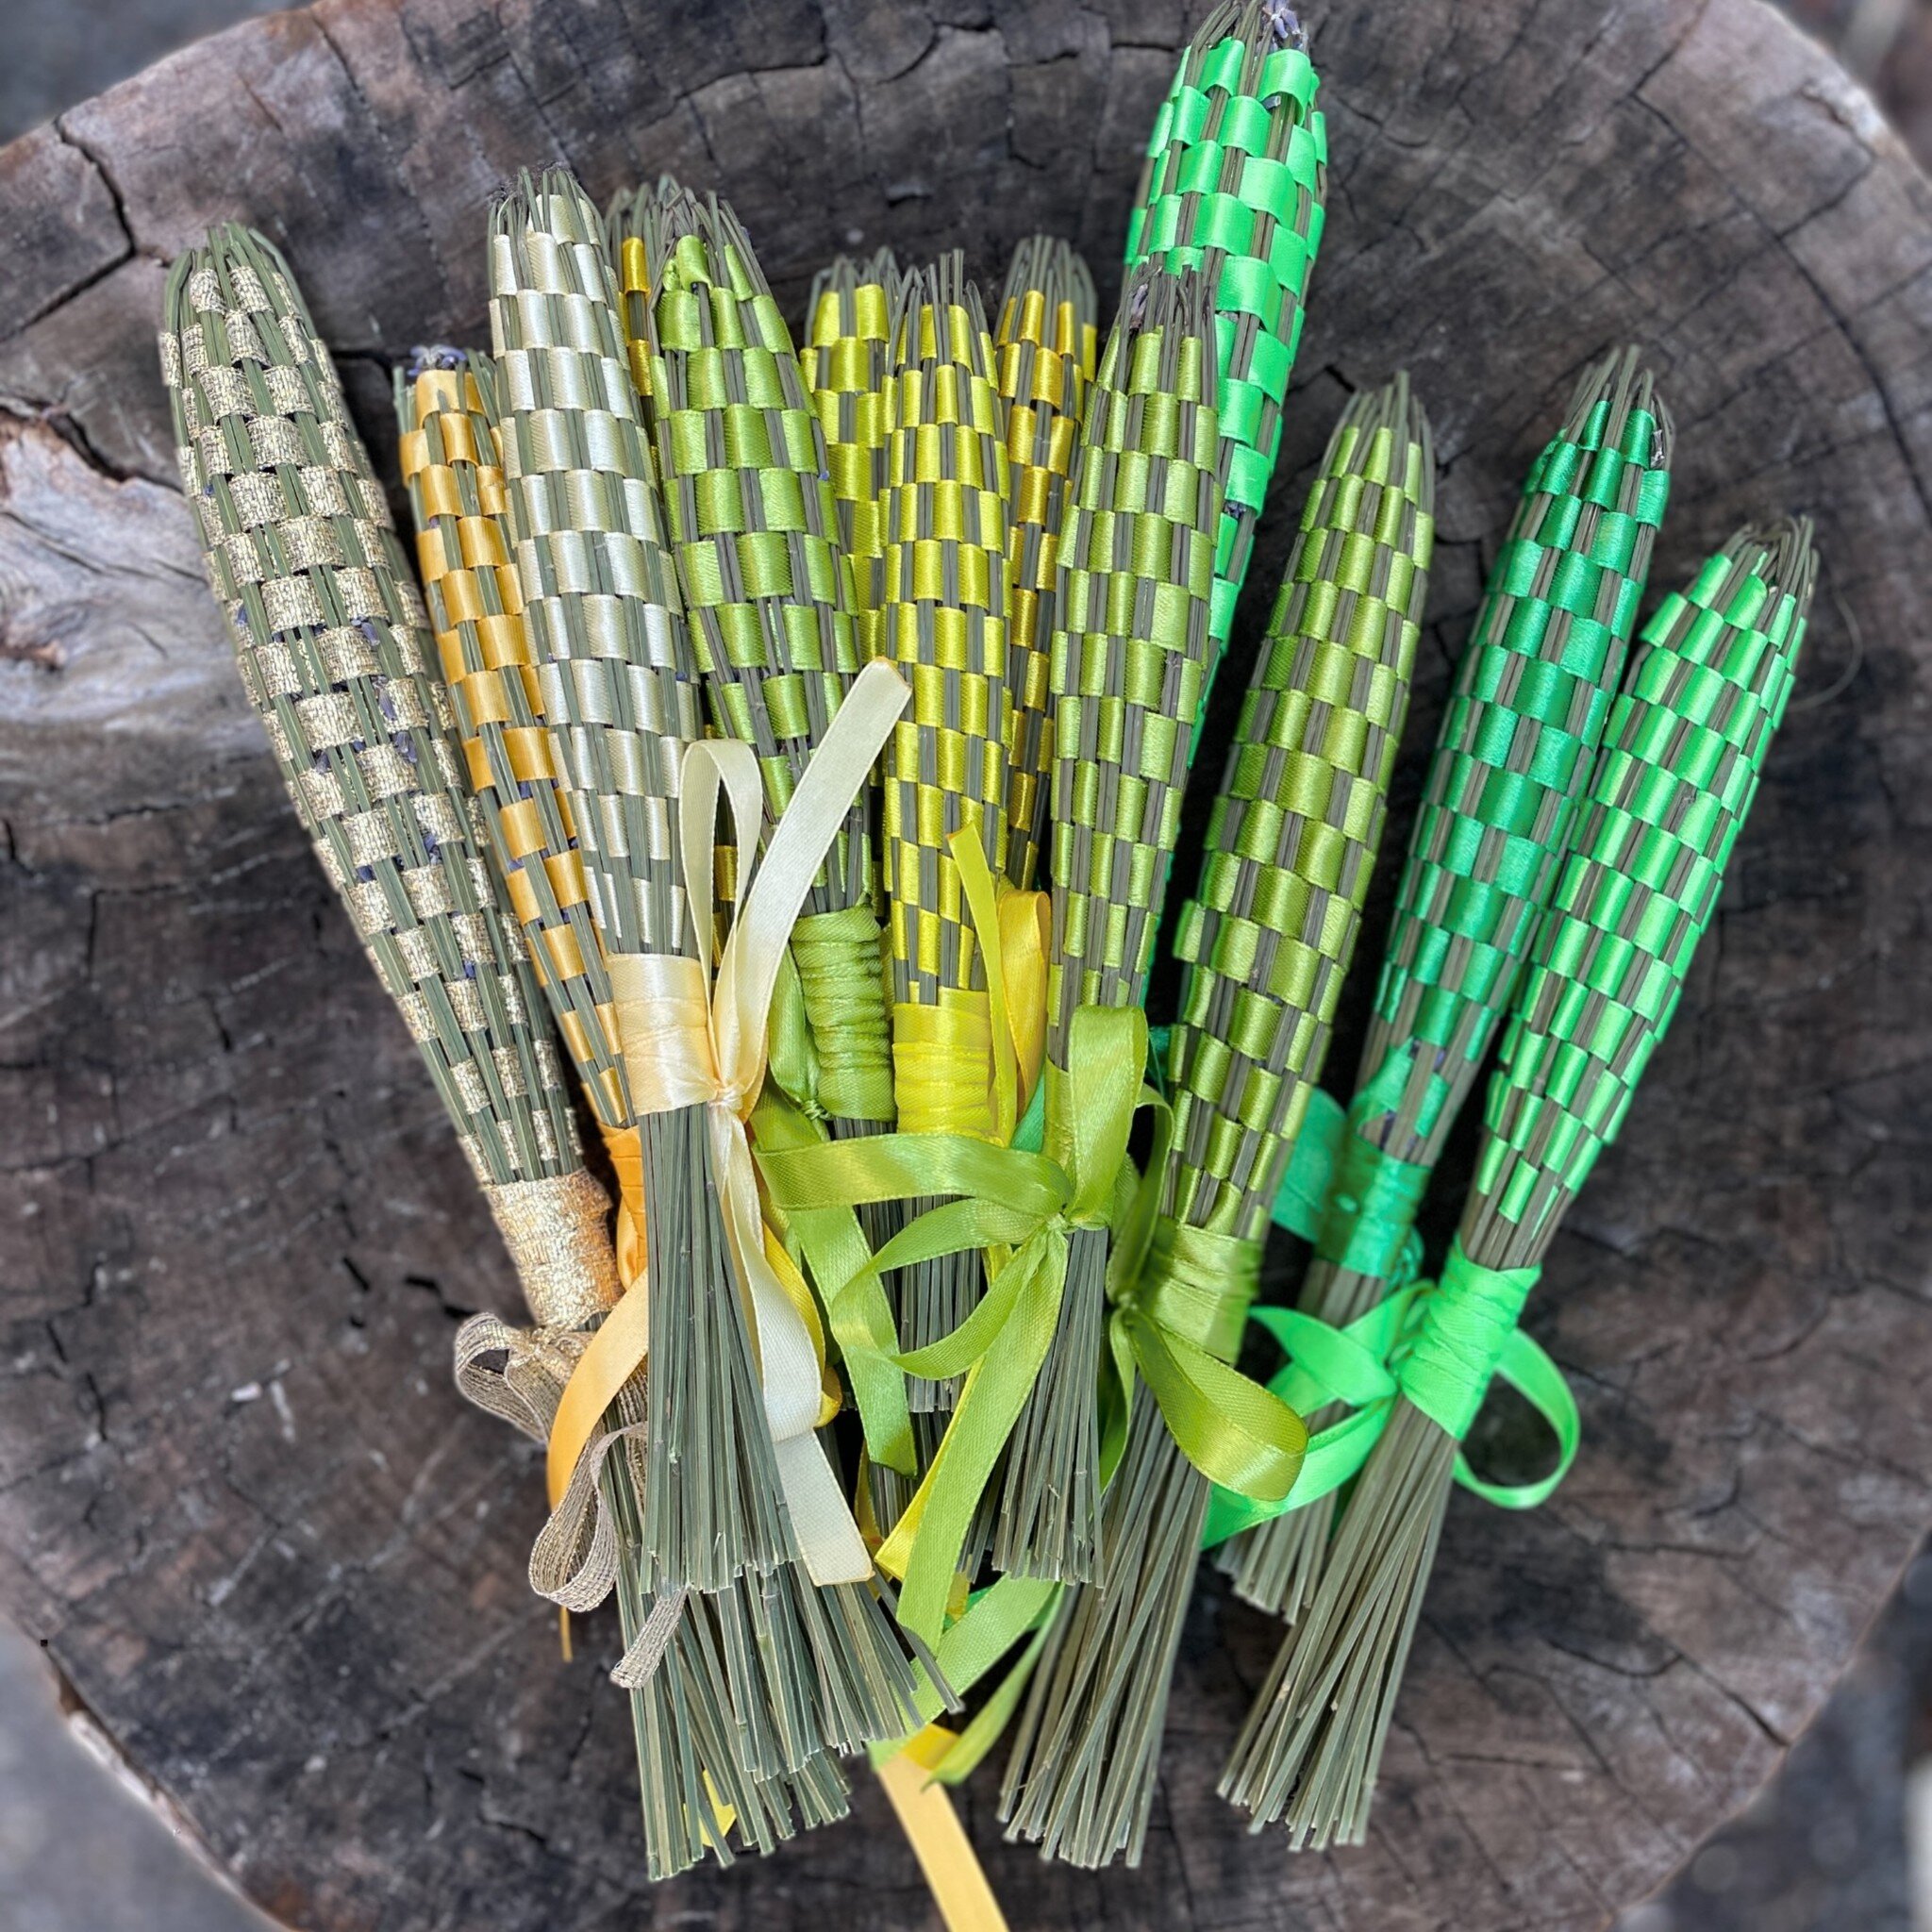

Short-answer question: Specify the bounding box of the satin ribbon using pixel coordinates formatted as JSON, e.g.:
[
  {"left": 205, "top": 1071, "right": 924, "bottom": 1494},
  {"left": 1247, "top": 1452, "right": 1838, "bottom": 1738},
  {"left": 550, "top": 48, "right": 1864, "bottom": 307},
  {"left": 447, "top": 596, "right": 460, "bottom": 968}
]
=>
[
  {"left": 754, "top": 824, "right": 1048, "bottom": 1472},
  {"left": 546, "top": 658, "right": 911, "bottom": 1587},
  {"left": 754, "top": 1079, "right": 916, "bottom": 1475},
  {"left": 1400, "top": 1238, "right": 1579, "bottom": 1507},
  {"left": 1197, "top": 1093, "right": 1582, "bottom": 1546},
  {"left": 867, "top": 1574, "right": 1061, "bottom": 1818},
  {"left": 762, "top": 1001, "right": 1147, "bottom": 1644},
  {"left": 596, "top": 1122, "right": 644, "bottom": 1294},
  {"left": 1102, "top": 1173, "right": 1307, "bottom": 1505},
  {"left": 874, "top": 1742, "right": 1008, "bottom": 1932},
  {"left": 764, "top": 1013, "right": 1308, "bottom": 1640},
  {"left": 770, "top": 902, "right": 897, "bottom": 1125}
]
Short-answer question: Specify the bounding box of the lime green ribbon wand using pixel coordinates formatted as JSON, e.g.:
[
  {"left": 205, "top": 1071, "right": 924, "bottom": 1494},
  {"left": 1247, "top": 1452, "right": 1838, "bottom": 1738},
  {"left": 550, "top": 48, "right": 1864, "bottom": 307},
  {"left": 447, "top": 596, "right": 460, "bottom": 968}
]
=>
[
  {"left": 1223, "top": 520, "right": 1819, "bottom": 1849},
  {"left": 993, "top": 265, "right": 1224, "bottom": 1586}
]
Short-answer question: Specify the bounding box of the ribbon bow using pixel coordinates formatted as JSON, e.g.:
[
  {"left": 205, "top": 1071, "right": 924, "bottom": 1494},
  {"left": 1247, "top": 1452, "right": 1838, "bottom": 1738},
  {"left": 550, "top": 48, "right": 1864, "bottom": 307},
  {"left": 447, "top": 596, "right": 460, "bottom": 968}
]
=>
[
  {"left": 762, "top": 992, "right": 1147, "bottom": 1644},
  {"left": 545, "top": 657, "right": 912, "bottom": 1589},
  {"left": 1199, "top": 1091, "right": 1581, "bottom": 1547},
  {"left": 1100, "top": 1110, "right": 1309, "bottom": 1506}
]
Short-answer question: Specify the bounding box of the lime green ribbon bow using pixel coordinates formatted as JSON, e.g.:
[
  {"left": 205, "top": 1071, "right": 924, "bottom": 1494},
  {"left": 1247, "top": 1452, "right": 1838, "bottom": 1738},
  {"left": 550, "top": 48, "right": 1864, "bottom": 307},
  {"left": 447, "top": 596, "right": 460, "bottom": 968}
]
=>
[
  {"left": 1199, "top": 1091, "right": 1580, "bottom": 1546},
  {"left": 1102, "top": 1194, "right": 1308, "bottom": 1506},
  {"left": 758, "top": 1001, "right": 1147, "bottom": 1643},
  {"left": 753, "top": 1079, "right": 915, "bottom": 1475}
]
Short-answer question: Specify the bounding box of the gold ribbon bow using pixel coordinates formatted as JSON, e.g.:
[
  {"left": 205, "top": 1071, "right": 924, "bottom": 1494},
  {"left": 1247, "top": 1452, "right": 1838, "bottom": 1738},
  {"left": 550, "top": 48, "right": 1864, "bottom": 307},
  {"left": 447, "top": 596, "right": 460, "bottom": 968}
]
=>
[{"left": 545, "top": 658, "right": 912, "bottom": 1588}]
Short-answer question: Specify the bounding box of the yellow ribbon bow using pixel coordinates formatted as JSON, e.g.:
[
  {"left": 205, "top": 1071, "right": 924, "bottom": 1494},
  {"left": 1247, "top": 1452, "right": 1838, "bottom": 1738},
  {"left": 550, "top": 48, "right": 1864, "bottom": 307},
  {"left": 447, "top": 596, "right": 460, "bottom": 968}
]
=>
[{"left": 545, "top": 658, "right": 911, "bottom": 1588}]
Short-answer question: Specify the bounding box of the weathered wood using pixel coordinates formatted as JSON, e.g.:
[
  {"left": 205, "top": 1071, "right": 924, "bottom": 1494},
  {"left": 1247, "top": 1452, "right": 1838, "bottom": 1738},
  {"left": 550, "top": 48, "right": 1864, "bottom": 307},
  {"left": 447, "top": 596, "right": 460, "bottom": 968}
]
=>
[{"left": 2, "top": 1, "right": 1930, "bottom": 1926}]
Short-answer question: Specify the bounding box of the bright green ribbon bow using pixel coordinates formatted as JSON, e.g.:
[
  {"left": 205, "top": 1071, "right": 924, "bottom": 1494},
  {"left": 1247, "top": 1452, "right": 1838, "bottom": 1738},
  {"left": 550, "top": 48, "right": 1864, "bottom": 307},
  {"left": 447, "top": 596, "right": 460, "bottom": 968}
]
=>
[
  {"left": 758, "top": 1002, "right": 1147, "bottom": 1643},
  {"left": 1399, "top": 1238, "right": 1579, "bottom": 1508},
  {"left": 1199, "top": 1094, "right": 1580, "bottom": 1547}
]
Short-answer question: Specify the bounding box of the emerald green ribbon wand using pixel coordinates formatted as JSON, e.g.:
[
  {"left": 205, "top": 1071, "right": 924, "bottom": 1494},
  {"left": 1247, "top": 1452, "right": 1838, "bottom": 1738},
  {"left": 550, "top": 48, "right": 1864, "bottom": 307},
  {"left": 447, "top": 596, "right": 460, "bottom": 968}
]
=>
[
  {"left": 1127, "top": 0, "right": 1327, "bottom": 704},
  {"left": 1222, "top": 520, "right": 1818, "bottom": 1847},
  {"left": 1215, "top": 347, "right": 1674, "bottom": 1612}
]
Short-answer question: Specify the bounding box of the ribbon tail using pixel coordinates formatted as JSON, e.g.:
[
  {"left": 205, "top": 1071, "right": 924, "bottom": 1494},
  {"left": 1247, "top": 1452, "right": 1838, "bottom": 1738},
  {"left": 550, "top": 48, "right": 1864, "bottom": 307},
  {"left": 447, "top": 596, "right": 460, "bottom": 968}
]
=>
[
  {"left": 546, "top": 1278, "right": 651, "bottom": 1509},
  {"left": 1202, "top": 1402, "right": 1390, "bottom": 1548},
  {"left": 1452, "top": 1326, "right": 1580, "bottom": 1510},
  {"left": 610, "top": 1583, "right": 689, "bottom": 1689},
  {"left": 715, "top": 1115, "right": 871, "bottom": 1585},
  {"left": 774, "top": 1428, "right": 873, "bottom": 1583},
  {"left": 874, "top": 1750, "right": 1009, "bottom": 1932},
  {"left": 879, "top": 1234, "right": 1069, "bottom": 1644},
  {"left": 1127, "top": 1315, "right": 1307, "bottom": 1503}
]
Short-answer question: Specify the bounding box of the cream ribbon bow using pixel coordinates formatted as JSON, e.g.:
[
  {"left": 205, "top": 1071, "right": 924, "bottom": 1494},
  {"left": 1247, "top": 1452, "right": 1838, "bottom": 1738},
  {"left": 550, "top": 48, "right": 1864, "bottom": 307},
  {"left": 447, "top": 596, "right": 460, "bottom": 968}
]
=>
[{"left": 595, "top": 657, "right": 910, "bottom": 1586}]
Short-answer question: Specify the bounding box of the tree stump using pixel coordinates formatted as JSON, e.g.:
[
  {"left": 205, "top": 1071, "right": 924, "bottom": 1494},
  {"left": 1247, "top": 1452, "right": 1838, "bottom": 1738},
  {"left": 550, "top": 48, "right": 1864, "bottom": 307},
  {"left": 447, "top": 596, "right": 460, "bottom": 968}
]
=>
[{"left": 3, "top": 1, "right": 1930, "bottom": 1926}]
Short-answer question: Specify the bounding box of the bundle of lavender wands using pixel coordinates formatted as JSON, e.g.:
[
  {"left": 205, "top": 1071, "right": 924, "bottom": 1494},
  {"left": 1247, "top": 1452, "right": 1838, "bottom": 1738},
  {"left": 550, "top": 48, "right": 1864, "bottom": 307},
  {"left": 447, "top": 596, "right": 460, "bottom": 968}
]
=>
[{"left": 153, "top": 1, "right": 1823, "bottom": 1911}]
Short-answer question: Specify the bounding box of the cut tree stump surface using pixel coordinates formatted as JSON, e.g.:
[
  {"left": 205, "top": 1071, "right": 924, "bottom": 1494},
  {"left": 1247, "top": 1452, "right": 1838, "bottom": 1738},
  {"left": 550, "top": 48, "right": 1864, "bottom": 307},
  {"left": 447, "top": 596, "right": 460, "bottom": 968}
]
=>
[{"left": 3, "top": 2, "right": 1931, "bottom": 1927}]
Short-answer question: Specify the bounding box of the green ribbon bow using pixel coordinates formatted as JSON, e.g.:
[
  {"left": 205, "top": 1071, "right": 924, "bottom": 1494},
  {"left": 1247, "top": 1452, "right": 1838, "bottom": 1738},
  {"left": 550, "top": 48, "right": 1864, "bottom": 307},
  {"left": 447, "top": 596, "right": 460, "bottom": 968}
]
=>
[
  {"left": 1102, "top": 1192, "right": 1307, "bottom": 1507},
  {"left": 759, "top": 1003, "right": 1147, "bottom": 1642},
  {"left": 1198, "top": 1091, "right": 1581, "bottom": 1547},
  {"left": 753, "top": 1081, "right": 915, "bottom": 1475}
]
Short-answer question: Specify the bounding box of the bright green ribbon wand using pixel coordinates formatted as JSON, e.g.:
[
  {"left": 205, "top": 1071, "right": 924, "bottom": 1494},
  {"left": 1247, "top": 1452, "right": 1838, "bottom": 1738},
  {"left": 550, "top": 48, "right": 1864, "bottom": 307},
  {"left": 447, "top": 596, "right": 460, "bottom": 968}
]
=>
[
  {"left": 1126, "top": 0, "right": 1327, "bottom": 705},
  {"left": 1215, "top": 348, "right": 1673, "bottom": 1602},
  {"left": 1223, "top": 519, "right": 1819, "bottom": 1849}
]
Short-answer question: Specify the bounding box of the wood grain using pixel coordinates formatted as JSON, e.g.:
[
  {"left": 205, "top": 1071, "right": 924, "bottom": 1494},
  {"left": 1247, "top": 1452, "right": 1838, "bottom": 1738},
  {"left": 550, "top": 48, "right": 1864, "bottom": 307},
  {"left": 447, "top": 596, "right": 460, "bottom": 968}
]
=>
[{"left": 2, "top": 1, "right": 1931, "bottom": 1926}]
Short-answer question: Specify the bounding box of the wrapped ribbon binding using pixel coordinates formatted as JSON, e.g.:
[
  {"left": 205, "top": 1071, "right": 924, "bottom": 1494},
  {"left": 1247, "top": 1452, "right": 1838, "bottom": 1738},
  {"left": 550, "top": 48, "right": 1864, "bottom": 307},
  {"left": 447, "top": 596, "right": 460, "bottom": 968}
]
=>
[
  {"left": 1218, "top": 346, "right": 1674, "bottom": 1613},
  {"left": 998, "top": 375, "right": 1427, "bottom": 1866},
  {"left": 1222, "top": 520, "right": 1817, "bottom": 1846}
]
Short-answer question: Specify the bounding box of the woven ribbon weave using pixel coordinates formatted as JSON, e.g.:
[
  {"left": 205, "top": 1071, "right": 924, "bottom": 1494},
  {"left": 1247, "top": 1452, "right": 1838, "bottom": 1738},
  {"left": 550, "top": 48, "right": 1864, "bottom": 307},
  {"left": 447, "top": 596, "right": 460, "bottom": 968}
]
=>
[
  {"left": 1126, "top": 0, "right": 1328, "bottom": 683},
  {"left": 994, "top": 266, "right": 1222, "bottom": 1580},
  {"left": 160, "top": 228, "right": 584, "bottom": 1200},
  {"left": 395, "top": 349, "right": 634, "bottom": 1139},
  {"left": 489, "top": 170, "right": 703, "bottom": 964},
  {"left": 995, "top": 235, "right": 1099, "bottom": 893},
  {"left": 804, "top": 248, "right": 902, "bottom": 668},
  {"left": 639, "top": 192, "right": 871, "bottom": 911}
]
